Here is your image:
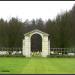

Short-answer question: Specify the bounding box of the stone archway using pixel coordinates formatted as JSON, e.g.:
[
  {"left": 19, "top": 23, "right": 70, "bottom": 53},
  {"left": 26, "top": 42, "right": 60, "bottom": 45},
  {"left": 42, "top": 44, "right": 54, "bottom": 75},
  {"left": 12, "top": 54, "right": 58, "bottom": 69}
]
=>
[{"left": 22, "top": 29, "right": 50, "bottom": 57}]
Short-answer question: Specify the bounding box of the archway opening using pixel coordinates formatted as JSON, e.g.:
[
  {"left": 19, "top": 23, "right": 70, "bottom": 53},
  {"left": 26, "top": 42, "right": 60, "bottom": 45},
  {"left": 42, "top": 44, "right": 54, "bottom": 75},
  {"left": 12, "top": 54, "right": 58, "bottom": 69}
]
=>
[{"left": 31, "top": 34, "right": 42, "bottom": 52}]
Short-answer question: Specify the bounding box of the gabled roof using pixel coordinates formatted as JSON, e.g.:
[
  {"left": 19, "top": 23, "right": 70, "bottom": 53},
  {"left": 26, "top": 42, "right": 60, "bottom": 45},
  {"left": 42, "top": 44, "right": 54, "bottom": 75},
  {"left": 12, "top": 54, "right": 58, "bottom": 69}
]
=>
[{"left": 24, "top": 29, "right": 49, "bottom": 36}]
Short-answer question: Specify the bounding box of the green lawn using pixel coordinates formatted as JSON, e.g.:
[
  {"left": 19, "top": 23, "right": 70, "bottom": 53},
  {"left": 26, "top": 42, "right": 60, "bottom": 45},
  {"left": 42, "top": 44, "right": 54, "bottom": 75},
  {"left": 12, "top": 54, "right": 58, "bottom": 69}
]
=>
[{"left": 0, "top": 57, "right": 75, "bottom": 74}]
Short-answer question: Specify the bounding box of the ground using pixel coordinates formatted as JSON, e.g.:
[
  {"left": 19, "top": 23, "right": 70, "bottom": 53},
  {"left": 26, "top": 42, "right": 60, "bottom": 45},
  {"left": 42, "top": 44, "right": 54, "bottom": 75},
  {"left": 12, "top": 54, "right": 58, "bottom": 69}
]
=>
[{"left": 0, "top": 57, "right": 75, "bottom": 74}]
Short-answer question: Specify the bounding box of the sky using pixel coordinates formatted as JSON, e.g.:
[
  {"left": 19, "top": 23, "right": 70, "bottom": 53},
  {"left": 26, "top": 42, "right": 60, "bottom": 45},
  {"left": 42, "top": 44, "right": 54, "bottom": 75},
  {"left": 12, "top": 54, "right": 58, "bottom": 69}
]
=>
[{"left": 0, "top": 1, "right": 75, "bottom": 22}]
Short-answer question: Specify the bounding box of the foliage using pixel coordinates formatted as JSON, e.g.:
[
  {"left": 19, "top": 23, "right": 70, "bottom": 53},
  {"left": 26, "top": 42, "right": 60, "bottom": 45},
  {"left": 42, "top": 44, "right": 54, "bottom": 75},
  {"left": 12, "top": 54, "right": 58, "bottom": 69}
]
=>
[{"left": 0, "top": 4, "right": 75, "bottom": 51}]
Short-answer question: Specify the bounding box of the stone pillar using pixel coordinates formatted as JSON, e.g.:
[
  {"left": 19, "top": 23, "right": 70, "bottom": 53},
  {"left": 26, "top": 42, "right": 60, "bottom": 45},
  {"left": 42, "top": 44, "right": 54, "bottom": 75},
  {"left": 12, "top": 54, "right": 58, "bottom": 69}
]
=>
[
  {"left": 23, "top": 36, "right": 31, "bottom": 57},
  {"left": 22, "top": 39, "right": 25, "bottom": 56},
  {"left": 48, "top": 39, "right": 50, "bottom": 55},
  {"left": 42, "top": 35, "right": 49, "bottom": 57}
]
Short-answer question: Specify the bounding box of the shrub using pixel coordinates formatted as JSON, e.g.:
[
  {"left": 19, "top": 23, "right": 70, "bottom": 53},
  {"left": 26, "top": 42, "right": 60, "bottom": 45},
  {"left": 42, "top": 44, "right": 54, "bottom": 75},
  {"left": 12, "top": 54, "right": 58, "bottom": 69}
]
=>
[{"left": 47, "top": 55, "right": 75, "bottom": 58}]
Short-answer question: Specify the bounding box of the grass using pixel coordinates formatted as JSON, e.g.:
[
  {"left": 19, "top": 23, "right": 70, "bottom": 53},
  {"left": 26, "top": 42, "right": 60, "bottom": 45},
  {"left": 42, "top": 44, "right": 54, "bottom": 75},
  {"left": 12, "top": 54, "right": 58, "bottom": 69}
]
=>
[{"left": 0, "top": 57, "right": 75, "bottom": 74}]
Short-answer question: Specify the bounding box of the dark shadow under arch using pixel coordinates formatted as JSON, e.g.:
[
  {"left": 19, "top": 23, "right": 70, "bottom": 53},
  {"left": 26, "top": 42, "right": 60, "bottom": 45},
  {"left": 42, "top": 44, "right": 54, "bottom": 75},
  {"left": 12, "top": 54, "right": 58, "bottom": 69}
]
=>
[{"left": 31, "top": 34, "right": 42, "bottom": 52}]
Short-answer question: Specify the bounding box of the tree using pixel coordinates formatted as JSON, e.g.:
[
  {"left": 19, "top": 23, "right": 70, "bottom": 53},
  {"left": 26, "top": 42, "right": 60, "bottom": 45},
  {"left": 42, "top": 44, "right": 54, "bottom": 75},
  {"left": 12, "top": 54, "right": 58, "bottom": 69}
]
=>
[{"left": 8, "top": 17, "right": 24, "bottom": 49}]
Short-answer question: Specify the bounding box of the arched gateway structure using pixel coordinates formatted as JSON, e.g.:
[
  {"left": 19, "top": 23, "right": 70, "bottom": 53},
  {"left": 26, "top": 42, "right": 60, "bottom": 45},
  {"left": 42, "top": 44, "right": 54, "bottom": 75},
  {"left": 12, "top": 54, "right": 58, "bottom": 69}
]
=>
[{"left": 22, "top": 29, "right": 50, "bottom": 57}]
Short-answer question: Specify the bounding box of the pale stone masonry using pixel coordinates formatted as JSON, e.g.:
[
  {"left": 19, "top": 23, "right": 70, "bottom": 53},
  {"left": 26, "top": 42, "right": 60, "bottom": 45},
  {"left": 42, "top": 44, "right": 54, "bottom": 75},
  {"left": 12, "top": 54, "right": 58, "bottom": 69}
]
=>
[{"left": 22, "top": 29, "right": 50, "bottom": 57}]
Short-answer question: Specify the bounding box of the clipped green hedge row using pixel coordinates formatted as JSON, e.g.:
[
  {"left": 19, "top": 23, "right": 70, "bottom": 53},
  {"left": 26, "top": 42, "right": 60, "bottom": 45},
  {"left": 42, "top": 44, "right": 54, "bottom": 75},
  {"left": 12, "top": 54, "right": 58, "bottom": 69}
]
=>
[
  {"left": 47, "top": 55, "right": 75, "bottom": 58},
  {"left": 0, "top": 54, "right": 25, "bottom": 57}
]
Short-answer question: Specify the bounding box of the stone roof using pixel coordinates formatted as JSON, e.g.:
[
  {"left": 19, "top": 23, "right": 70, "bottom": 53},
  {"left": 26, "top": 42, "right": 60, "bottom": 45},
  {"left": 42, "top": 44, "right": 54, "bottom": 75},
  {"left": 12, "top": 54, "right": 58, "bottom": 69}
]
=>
[{"left": 24, "top": 29, "right": 49, "bottom": 36}]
